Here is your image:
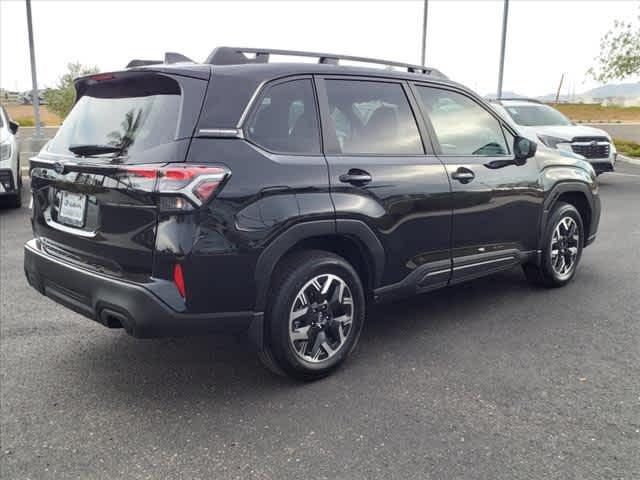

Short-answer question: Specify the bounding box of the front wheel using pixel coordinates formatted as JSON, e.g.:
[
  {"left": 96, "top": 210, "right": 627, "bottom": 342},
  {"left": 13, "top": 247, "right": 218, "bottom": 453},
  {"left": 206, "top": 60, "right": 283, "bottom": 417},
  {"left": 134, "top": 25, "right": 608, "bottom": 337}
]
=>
[
  {"left": 523, "top": 202, "right": 584, "bottom": 287},
  {"left": 263, "top": 250, "right": 365, "bottom": 380}
]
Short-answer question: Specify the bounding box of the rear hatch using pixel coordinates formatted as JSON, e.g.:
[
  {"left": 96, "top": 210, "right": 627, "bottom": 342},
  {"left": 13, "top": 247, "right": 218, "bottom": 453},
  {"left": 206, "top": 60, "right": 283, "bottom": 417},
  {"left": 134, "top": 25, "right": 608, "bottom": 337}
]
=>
[{"left": 30, "top": 69, "right": 209, "bottom": 280}]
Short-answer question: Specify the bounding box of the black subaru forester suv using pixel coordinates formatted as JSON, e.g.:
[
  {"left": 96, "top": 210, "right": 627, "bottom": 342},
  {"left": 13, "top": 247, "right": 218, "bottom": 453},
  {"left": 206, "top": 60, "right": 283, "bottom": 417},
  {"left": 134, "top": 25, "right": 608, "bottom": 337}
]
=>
[{"left": 25, "top": 48, "right": 600, "bottom": 379}]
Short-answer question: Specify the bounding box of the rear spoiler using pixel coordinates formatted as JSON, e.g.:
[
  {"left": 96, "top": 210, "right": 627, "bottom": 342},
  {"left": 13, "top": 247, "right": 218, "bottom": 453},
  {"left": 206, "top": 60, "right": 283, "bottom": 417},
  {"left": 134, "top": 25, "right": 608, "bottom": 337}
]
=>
[{"left": 126, "top": 52, "right": 195, "bottom": 68}]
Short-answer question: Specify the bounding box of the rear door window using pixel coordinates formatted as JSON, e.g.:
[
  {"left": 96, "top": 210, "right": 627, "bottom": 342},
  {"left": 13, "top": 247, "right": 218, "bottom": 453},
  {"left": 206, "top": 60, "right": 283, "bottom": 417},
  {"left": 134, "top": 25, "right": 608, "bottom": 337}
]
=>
[
  {"left": 415, "top": 86, "right": 509, "bottom": 156},
  {"left": 48, "top": 74, "right": 182, "bottom": 158},
  {"left": 324, "top": 80, "right": 423, "bottom": 155},
  {"left": 246, "top": 79, "right": 321, "bottom": 154}
]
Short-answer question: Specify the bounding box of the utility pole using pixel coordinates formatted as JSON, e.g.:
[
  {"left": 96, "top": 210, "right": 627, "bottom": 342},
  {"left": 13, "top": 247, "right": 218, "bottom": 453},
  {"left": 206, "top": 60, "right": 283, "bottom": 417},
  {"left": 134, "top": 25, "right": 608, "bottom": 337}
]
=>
[
  {"left": 496, "top": 0, "right": 509, "bottom": 98},
  {"left": 421, "top": 0, "right": 428, "bottom": 65},
  {"left": 26, "top": 0, "right": 43, "bottom": 138},
  {"left": 554, "top": 73, "right": 565, "bottom": 104}
]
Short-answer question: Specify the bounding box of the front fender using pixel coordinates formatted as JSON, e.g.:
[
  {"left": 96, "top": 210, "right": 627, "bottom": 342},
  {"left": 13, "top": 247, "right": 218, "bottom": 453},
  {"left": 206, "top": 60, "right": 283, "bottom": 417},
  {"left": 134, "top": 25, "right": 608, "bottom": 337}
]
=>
[{"left": 539, "top": 167, "right": 599, "bottom": 250}]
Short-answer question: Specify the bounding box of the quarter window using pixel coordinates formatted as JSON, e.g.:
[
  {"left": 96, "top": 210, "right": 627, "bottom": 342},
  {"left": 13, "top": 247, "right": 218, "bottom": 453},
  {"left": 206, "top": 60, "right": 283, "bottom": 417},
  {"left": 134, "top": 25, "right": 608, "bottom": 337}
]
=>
[
  {"left": 324, "top": 80, "right": 423, "bottom": 155},
  {"left": 247, "top": 79, "right": 321, "bottom": 154},
  {"left": 416, "top": 86, "right": 509, "bottom": 156}
]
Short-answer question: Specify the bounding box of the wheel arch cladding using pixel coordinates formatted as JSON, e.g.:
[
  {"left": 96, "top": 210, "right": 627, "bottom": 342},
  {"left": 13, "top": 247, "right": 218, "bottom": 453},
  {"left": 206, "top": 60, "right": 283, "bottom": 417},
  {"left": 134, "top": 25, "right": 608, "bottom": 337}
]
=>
[
  {"left": 542, "top": 182, "right": 594, "bottom": 249},
  {"left": 253, "top": 220, "right": 385, "bottom": 312},
  {"left": 555, "top": 192, "right": 591, "bottom": 239}
]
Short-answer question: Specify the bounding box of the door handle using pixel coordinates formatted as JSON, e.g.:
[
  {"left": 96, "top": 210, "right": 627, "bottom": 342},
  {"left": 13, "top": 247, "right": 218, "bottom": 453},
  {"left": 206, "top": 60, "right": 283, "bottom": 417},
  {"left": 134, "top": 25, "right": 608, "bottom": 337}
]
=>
[
  {"left": 451, "top": 167, "right": 475, "bottom": 184},
  {"left": 339, "top": 169, "right": 372, "bottom": 186}
]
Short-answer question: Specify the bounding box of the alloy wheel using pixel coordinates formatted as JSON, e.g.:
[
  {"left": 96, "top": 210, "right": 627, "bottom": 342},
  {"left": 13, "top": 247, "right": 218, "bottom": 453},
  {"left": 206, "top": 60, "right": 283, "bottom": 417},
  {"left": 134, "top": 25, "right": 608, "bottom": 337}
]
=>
[
  {"left": 550, "top": 216, "right": 580, "bottom": 280},
  {"left": 288, "top": 273, "right": 354, "bottom": 363}
]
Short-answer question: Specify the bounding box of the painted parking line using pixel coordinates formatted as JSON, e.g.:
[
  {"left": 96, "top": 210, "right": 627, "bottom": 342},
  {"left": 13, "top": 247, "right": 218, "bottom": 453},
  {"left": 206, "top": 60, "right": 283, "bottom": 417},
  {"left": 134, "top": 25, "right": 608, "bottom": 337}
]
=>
[{"left": 607, "top": 172, "right": 640, "bottom": 178}]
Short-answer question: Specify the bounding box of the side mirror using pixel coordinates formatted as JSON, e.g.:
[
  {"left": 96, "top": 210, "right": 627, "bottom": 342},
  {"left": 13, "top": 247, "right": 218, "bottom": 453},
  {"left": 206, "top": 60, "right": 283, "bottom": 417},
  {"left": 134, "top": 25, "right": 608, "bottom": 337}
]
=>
[
  {"left": 513, "top": 136, "right": 536, "bottom": 165},
  {"left": 8, "top": 120, "right": 19, "bottom": 135}
]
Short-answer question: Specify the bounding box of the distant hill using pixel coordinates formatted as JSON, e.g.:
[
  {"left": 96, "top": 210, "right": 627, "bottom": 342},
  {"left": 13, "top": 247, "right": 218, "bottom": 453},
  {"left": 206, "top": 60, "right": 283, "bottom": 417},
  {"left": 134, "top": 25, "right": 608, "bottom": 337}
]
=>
[
  {"left": 486, "top": 82, "right": 640, "bottom": 103},
  {"left": 483, "top": 90, "right": 528, "bottom": 99},
  {"left": 537, "top": 82, "right": 640, "bottom": 102},
  {"left": 582, "top": 82, "right": 640, "bottom": 99}
]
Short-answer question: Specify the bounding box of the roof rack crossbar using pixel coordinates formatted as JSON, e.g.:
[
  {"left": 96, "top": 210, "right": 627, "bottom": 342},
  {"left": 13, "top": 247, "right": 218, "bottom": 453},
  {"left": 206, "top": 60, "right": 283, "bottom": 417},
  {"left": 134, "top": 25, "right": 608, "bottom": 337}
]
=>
[{"left": 206, "top": 47, "right": 447, "bottom": 78}]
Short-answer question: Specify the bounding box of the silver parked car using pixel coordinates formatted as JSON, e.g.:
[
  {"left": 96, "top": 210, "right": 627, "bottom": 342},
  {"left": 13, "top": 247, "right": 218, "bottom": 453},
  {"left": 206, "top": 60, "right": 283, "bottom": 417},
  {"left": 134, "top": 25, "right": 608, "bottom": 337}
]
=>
[{"left": 491, "top": 99, "right": 616, "bottom": 175}]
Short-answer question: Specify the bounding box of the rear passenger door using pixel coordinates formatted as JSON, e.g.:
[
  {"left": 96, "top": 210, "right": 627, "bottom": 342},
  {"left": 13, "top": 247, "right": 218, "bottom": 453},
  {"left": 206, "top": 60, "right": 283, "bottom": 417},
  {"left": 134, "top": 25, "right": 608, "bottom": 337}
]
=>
[
  {"left": 412, "top": 84, "right": 543, "bottom": 284},
  {"left": 315, "top": 77, "right": 452, "bottom": 296}
]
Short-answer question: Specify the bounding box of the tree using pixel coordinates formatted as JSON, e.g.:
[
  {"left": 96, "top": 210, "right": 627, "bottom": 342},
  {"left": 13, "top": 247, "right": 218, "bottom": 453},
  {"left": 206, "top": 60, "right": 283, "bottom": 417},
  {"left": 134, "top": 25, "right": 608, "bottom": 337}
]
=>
[
  {"left": 107, "top": 108, "right": 144, "bottom": 154},
  {"left": 43, "top": 62, "right": 99, "bottom": 119},
  {"left": 588, "top": 9, "right": 640, "bottom": 83}
]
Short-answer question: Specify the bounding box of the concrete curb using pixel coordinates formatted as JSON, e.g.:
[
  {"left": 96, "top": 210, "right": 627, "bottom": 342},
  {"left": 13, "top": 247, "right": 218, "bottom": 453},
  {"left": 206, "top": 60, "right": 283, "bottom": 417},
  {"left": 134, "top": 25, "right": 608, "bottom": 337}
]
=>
[{"left": 618, "top": 154, "right": 640, "bottom": 166}]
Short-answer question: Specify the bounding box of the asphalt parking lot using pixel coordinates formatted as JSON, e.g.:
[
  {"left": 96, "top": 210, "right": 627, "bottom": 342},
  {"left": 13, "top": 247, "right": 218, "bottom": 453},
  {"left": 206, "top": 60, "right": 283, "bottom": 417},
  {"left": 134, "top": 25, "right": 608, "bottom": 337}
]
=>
[{"left": 1, "top": 162, "right": 639, "bottom": 480}]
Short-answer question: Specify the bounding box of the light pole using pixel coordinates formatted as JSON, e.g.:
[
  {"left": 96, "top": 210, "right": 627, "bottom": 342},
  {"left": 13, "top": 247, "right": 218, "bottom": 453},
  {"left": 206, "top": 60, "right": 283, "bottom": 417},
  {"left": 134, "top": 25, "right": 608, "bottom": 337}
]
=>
[
  {"left": 421, "top": 0, "right": 429, "bottom": 65},
  {"left": 26, "top": 0, "right": 43, "bottom": 138},
  {"left": 496, "top": 0, "right": 509, "bottom": 98}
]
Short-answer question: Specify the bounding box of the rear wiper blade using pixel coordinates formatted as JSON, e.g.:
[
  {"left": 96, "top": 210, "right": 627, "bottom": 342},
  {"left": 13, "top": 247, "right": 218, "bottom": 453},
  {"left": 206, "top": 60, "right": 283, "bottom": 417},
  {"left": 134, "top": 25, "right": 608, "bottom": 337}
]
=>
[{"left": 68, "top": 144, "right": 122, "bottom": 157}]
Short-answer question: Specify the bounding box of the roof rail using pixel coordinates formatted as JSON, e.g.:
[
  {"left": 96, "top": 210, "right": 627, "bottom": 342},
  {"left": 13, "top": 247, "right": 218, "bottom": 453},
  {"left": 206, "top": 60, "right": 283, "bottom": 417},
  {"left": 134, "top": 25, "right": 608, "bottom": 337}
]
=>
[
  {"left": 126, "top": 52, "right": 195, "bottom": 69},
  {"left": 205, "top": 47, "right": 447, "bottom": 78},
  {"left": 491, "top": 97, "right": 543, "bottom": 104}
]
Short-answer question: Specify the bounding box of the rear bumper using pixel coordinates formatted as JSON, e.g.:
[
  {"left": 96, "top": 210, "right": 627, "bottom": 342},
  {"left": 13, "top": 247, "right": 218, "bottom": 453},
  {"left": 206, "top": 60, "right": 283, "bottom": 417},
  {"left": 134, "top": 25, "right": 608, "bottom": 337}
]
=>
[{"left": 24, "top": 238, "right": 257, "bottom": 338}]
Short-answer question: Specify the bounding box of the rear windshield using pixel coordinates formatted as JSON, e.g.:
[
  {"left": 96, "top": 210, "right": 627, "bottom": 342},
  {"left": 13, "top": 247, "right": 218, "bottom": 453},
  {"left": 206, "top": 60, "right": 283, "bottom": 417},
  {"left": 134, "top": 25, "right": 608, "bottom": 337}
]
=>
[
  {"left": 48, "top": 74, "right": 181, "bottom": 157},
  {"left": 504, "top": 104, "right": 572, "bottom": 127}
]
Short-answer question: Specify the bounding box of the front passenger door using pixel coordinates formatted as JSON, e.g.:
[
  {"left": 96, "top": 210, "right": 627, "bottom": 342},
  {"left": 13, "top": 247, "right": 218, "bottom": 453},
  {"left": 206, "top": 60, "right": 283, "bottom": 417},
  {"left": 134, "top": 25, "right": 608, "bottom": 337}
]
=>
[{"left": 413, "top": 85, "right": 543, "bottom": 284}]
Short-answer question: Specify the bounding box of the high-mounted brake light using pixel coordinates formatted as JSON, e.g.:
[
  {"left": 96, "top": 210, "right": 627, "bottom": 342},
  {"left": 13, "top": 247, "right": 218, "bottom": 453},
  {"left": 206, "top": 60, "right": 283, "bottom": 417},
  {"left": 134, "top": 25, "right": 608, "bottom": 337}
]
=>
[
  {"left": 118, "top": 164, "right": 230, "bottom": 210},
  {"left": 90, "top": 73, "right": 115, "bottom": 81}
]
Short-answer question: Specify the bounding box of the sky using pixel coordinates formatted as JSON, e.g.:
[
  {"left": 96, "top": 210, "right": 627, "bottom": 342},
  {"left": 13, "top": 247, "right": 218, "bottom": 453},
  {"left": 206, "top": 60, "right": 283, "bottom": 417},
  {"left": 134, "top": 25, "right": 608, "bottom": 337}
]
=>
[{"left": 1, "top": 0, "right": 638, "bottom": 97}]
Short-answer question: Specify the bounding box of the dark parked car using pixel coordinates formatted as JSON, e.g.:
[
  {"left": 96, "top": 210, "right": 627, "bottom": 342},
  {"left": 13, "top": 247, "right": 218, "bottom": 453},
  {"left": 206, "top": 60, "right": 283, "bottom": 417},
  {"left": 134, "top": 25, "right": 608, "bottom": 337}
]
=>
[{"left": 24, "top": 48, "right": 600, "bottom": 379}]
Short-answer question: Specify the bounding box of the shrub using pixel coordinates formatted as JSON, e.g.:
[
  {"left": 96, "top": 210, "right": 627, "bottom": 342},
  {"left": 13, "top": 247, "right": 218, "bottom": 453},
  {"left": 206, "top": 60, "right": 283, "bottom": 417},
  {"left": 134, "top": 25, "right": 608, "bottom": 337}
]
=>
[
  {"left": 15, "top": 117, "right": 36, "bottom": 127},
  {"left": 614, "top": 139, "right": 640, "bottom": 157}
]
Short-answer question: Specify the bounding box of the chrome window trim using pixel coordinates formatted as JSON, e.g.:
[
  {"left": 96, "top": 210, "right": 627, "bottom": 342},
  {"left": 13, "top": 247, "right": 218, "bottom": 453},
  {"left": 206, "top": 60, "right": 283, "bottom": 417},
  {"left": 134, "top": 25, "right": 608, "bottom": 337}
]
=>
[
  {"left": 236, "top": 79, "right": 269, "bottom": 129},
  {"left": 197, "top": 128, "right": 244, "bottom": 139}
]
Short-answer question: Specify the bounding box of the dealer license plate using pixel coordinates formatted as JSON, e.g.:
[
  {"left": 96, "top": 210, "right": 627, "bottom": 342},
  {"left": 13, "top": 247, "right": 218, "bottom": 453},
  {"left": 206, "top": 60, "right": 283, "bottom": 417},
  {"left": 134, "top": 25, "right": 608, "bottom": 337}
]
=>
[{"left": 58, "top": 191, "right": 87, "bottom": 228}]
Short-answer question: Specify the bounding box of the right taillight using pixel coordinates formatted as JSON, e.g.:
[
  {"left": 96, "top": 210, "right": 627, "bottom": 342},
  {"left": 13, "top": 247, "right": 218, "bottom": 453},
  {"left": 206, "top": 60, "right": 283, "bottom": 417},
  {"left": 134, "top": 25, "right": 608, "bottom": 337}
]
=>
[{"left": 118, "top": 164, "right": 230, "bottom": 211}]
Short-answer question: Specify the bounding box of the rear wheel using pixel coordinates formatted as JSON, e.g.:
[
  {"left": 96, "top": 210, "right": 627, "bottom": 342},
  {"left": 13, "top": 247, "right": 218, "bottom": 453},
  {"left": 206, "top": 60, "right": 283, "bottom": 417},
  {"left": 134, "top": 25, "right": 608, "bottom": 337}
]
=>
[
  {"left": 263, "top": 250, "right": 365, "bottom": 380},
  {"left": 523, "top": 202, "right": 584, "bottom": 287}
]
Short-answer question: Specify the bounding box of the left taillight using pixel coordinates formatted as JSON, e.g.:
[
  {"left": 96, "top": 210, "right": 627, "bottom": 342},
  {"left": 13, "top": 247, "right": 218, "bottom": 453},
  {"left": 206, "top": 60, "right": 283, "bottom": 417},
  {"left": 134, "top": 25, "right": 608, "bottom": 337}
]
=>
[
  {"left": 173, "top": 263, "right": 186, "bottom": 298},
  {"left": 117, "top": 164, "right": 230, "bottom": 211}
]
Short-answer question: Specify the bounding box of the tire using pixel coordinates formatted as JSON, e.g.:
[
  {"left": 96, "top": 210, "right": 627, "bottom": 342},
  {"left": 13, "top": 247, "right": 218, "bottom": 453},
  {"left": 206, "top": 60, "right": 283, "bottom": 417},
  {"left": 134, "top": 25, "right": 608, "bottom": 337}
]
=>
[
  {"left": 262, "top": 250, "right": 366, "bottom": 380},
  {"left": 7, "top": 161, "right": 22, "bottom": 208},
  {"left": 523, "top": 202, "right": 584, "bottom": 288},
  {"left": 7, "top": 188, "right": 22, "bottom": 209}
]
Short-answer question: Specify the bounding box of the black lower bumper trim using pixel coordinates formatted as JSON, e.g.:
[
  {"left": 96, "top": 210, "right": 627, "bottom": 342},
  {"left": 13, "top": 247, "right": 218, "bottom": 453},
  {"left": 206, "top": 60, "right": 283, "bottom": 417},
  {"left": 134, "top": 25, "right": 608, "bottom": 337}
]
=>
[
  {"left": 590, "top": 161, "right": 614, "bottom": 174},
  {"left": 24, "top": 239, "right": 256, "bottom": 338},
  {"left": 0, "top": 168, "right": 17, "bottom": 193}
]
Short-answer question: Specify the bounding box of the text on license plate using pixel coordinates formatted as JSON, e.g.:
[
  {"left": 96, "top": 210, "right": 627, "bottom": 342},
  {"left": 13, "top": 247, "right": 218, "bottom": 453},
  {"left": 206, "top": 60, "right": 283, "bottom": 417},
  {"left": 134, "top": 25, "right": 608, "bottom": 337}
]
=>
[{"left": 58, "top": 191, "right": 87, "bottom": 228}]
